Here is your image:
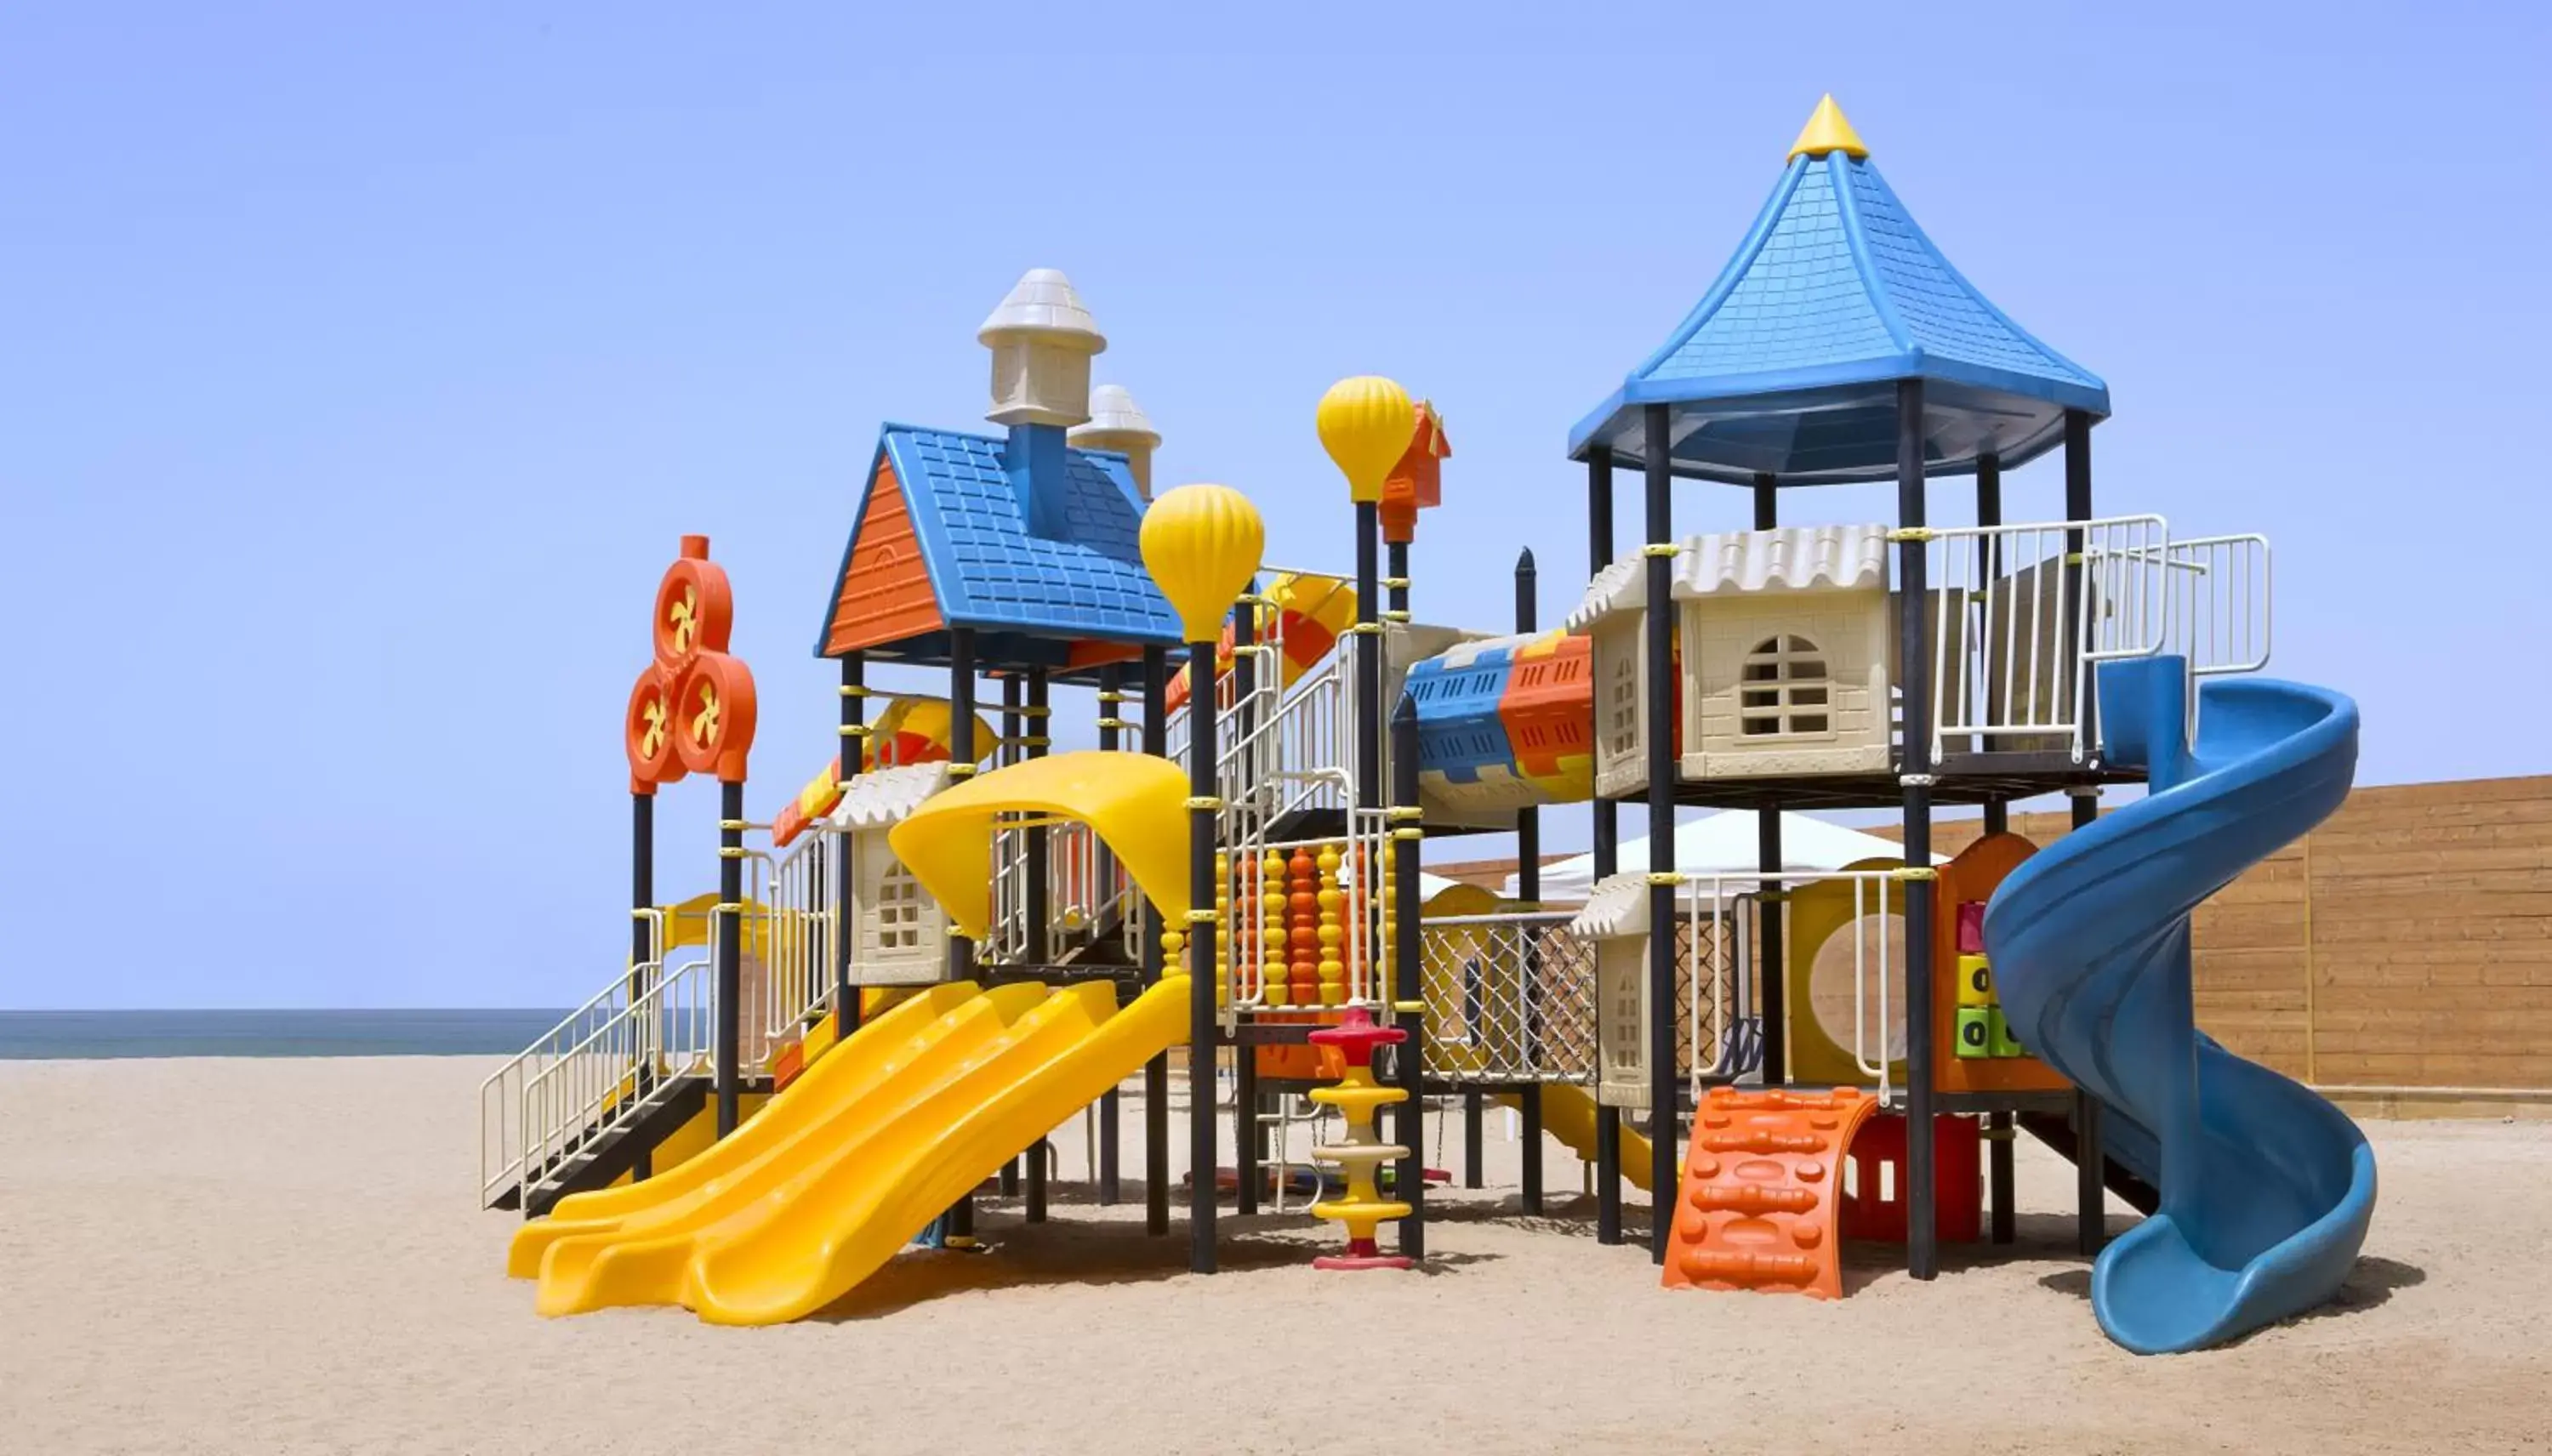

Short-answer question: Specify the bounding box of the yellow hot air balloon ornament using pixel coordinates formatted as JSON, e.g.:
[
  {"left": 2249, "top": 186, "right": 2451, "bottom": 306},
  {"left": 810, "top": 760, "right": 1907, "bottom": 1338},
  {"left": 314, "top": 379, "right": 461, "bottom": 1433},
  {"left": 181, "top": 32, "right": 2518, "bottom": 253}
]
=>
[{"left": 1317, "top": 376, "right": 1416, "bottom": 504}]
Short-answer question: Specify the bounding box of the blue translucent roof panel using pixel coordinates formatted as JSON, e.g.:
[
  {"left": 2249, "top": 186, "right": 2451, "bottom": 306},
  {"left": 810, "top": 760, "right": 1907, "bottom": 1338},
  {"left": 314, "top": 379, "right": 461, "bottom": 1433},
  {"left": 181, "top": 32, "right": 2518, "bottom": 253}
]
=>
[
  {"left": 1572, "top": 150, "right": 2110, "bottom": 484},
  {"left": 886, "top": 427, "right": 1182, "bottom": 645}
]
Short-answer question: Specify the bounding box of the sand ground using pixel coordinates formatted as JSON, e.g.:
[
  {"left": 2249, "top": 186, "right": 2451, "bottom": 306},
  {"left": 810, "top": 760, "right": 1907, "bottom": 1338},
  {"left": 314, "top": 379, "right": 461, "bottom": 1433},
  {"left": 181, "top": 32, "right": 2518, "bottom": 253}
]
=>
[{"left": 3, "top": 1057, "right": 2548, "bottom": 1455}]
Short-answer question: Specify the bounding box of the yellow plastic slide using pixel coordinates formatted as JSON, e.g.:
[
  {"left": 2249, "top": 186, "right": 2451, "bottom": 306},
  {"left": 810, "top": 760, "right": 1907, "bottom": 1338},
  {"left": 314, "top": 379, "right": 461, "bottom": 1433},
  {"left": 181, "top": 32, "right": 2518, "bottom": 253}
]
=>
[
  {"left": 508, "top": 981, "right": 1008, "bottom": 1280},
  {"left": 511, "top": 747, "right": 1199, "bottom": 1325},
  {"left": 1498, "top": 1083, "right": 1654, "bottom": 1192},
  {"left": 522, "top": 975, "right": 1190, "bottom": 1324}
]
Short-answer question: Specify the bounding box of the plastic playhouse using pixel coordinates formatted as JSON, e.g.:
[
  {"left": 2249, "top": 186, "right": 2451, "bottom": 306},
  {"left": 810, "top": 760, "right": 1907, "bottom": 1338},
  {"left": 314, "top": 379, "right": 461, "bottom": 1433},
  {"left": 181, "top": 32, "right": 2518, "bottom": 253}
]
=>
[{"left": 483, "top": 97, "right": 2374, "bottom": 1355}]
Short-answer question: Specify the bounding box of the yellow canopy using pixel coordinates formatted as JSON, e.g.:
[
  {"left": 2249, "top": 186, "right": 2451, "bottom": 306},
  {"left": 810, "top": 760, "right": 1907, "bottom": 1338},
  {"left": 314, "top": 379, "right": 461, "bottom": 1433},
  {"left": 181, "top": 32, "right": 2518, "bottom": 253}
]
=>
[{"left": 887, "top": 750, "right": 1193, "bottom": 941}]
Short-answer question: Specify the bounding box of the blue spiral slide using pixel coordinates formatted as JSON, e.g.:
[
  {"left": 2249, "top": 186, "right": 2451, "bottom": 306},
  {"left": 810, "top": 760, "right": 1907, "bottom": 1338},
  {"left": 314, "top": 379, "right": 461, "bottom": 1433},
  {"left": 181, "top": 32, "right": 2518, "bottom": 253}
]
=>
[{"left": 1984, "top": 656, "right": 2378, "bottom": 1353}]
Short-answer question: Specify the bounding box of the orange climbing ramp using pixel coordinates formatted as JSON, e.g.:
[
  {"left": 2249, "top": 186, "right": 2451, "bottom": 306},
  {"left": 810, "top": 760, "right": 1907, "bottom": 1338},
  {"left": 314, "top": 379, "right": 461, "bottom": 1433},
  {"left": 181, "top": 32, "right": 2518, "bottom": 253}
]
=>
[{"left": 1662, "top": 1086, "right": 1880, "bottom": 1300}]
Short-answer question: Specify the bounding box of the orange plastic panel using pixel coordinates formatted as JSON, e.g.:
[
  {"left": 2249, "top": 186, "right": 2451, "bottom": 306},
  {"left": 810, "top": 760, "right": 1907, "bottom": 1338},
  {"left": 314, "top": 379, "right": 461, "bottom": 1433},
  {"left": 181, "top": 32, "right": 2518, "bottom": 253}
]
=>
[
  {"left": 1663, "top": 1086, "right": 1880, "bottom": 1300},
  {"left": 1499, "top": 631, "right": 1594, "bottom": 796},
  {"left": 824, "top": 459, "right": 946, "bottom": 655},
  {"left": 1930, "top": 833, "right": 2069, "bottom": 1095}
]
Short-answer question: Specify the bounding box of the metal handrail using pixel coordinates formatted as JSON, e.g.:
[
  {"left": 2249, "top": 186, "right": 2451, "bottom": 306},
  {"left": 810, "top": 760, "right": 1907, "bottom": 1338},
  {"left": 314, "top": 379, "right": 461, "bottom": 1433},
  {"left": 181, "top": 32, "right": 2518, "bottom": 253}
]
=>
[
  {"left": 477, "top": 941, "right": 658, "bottom": 1203},
  {"left": 1924, "top": 515, "right": 2172, "bottom": 765},
  {"left": 515, "top": 953, "right": 714, "bottom": 1209}
]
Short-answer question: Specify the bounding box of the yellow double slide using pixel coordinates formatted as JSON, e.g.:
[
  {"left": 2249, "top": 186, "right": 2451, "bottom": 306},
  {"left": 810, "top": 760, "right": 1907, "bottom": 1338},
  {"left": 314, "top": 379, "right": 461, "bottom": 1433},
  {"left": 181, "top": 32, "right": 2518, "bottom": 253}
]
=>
[
  {"left": 510, "top": 975, "right": 1189, "bottom": 1324},
  {"left": 510, "top": 748, "right": 1198, "bottom": 1326}
]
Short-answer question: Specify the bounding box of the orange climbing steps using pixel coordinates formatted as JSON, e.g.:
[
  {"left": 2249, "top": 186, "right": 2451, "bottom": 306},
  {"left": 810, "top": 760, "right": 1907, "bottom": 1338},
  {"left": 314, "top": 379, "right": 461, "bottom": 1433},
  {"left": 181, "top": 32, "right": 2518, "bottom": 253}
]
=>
[{"left": 1662, "top": 1086, "right": 1880, "bottom": 1300}]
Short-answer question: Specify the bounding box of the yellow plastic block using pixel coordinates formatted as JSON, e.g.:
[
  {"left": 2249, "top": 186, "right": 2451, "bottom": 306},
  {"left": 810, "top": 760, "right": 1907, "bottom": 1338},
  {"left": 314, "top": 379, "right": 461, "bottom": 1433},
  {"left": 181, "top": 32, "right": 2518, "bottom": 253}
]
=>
[{"left": 1956, "top": 954, "right": 1995, "bottom": 1009}]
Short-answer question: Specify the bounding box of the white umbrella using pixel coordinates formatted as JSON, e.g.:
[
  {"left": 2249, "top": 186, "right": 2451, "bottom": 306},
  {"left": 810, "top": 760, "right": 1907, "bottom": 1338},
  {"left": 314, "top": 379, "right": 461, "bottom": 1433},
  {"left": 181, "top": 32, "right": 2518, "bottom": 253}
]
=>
[{"left": 1500, "top": 810, "right": 1900, "bottom": 901}]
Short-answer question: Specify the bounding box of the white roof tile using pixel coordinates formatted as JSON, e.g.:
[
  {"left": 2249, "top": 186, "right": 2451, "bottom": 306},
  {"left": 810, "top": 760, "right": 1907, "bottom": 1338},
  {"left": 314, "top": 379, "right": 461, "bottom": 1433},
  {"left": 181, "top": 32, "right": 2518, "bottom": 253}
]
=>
[
  {"left": 1570, "top": 871, "right": 1652, "bottom": 939},
  {"left": 829, "top": 762, "right": 951, "bottom": 830},
  {"left": 1677, "top": 524, "right": 1888, "bottom": 596},
  {"left": 1564, "top": 556, "right": 1649, "bottom": 631}
]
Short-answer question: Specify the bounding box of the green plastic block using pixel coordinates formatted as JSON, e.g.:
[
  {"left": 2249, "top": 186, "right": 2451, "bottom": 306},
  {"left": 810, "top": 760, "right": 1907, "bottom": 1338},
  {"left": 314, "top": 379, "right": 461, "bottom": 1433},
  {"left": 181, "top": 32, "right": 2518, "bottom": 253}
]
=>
[
  {"left": 1955, "top": 1007, "right": 1993, "bottom": 1060},
  {"left": 1988, "top": 1008, "right": 2026, "bottom": 1059}
]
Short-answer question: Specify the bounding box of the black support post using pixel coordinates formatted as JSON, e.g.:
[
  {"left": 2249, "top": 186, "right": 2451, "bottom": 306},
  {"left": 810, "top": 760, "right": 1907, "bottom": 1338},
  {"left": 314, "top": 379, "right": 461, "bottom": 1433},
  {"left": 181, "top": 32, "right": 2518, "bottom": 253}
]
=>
[
  {"left": 1000, "top": 676, "right": 1023, "bottom": 1201},
  {"left": 1751, "top": 472, "right": 1786, "bottom": 1087},
  {"left": 715, "top": 779, "right": 744, "bottom": 1138},
  {"left": 1023, "top": 668, "right": 1051, "bottom": 1224},
  {"left": 2071, "top": 793, "right": 2104, "bottom": 1254},
  {"left": 1096, "top": 663, "right": 1125, "bottom": 1206},
  {"left": 1186, "top": 632, "right": 1221, "bottom": 1276},
  {"left": 1356, "top": 502, "right": 1381, "bottom": 827},
  {"left": 1391, "top": 695, "right": 1426, "bottom": 1258},
  {"left": 2063, "top": 412, "right": 2107, "bottom": 1256},
  {"left": 946, "top": 628, "right": 978, "bottom": 1243},
  {"left": 1641, "top": 405, "right": 1678, "bottom": 1264},
  {"left": 1989, "top": 1110, "right": 2016, "bottom": 1244},
  {"left": 1514, "top": 547, "right": 1545, "bottom": 1214},
  {"left": 1141, "top": 646, "right": 1171, "bottom": 1237},
  {"left": 835, "top": 654, "right": 865, "bottom": 1044},
  {"left": 1896, "top": 378, "right": 1939, "bottom": 1281},
  {"left": 629, "top": 790, "right": 655, "bottom": 1181},
  {"left": 1587, "top": 445, "right": 1624, "bottom": 1247}
]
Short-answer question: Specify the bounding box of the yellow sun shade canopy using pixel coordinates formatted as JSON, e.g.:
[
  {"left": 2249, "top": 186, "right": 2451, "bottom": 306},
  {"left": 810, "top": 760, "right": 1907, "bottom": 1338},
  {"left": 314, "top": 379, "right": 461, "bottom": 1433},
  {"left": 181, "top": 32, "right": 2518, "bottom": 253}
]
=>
[{"left": 886, "top": 749, "right": 1193, "bottom": 941}]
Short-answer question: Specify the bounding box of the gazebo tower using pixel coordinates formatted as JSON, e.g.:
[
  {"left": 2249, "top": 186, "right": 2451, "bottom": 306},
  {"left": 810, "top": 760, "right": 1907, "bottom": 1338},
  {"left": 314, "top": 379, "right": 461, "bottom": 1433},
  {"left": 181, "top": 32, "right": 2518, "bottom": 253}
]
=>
[{"left": 1569, "top": 96, "right": 2115, "bottom": 1279}]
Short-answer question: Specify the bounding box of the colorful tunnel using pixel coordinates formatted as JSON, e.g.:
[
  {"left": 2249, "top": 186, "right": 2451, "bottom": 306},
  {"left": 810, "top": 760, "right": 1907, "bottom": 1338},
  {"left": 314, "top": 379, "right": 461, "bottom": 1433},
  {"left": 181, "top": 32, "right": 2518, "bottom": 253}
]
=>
[{"left": 1402, "top": 629, "right": 1595, "bottom": 816}]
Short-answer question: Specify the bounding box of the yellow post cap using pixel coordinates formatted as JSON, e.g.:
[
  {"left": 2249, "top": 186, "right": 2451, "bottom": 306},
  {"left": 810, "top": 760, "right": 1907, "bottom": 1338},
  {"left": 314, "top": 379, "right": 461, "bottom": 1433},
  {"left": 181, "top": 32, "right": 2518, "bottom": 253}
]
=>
[
  {"left": 1316, "top": 375, "right": 1416, "bottom": 504},
  {"left": 1787, "top": 94, "right": 1868, "bottom": 162},
  {"left": 1139, "top": 482, "right": 1266, "bottom": 643}
]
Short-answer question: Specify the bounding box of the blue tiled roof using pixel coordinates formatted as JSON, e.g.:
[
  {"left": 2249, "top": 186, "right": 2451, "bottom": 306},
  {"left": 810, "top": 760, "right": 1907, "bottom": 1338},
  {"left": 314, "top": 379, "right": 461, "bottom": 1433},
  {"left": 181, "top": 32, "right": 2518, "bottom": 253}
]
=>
[
  {"left": 1571, "top": 151, "right": 2111, "bottom": 484},
  {"left": 817, "top": 424, "right": 1183, "bottom": 663}
]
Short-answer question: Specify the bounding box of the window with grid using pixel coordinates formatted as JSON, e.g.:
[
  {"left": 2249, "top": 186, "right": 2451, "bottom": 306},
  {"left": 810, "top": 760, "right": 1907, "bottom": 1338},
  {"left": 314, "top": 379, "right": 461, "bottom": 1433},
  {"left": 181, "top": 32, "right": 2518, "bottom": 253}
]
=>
[
  {"left": 1605, "top": 646, "right": 1640, "bottom": 760},
  {"left": 1740, "top": 634, "right": 1832, "bottom": 737},
  {"left": 876, "top": 861, "right": 924, "bottom": 949}
]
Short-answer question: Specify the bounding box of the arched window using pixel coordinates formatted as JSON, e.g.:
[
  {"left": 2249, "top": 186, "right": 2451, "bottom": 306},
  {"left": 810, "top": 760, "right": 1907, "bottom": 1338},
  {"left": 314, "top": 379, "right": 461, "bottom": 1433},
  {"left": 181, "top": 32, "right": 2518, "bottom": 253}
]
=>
[
  {"left": 875, "top": 860, "right": 926, "bottom": 950},
  {"left": 1740, "top": 634, "right": 1831, "bottom": 737}
]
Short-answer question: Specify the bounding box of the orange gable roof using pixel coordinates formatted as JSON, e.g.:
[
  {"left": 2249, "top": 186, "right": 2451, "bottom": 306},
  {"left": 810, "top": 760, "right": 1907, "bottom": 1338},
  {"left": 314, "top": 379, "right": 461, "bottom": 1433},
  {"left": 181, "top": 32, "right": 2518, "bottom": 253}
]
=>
[{"left": 822, "top": 458, "right": 944, "bottom": 656}]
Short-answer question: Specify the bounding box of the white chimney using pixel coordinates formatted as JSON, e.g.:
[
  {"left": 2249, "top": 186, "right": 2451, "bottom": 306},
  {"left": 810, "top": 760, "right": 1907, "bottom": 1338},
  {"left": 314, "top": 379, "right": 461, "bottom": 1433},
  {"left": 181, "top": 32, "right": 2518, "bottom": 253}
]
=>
[
  {"left": 1070, "top": 384, "right": 1163, "bottom": 501},
  {"left": 978, "top": 268, "right": 1106, "bottom": 429}
]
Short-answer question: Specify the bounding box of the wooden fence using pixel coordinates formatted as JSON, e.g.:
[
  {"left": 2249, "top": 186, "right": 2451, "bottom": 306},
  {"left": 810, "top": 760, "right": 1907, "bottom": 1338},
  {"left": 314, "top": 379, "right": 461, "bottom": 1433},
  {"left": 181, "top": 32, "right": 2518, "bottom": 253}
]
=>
[
  {"left": 1922, "top": 775, "right": 2552, "bottom": 1100},
  {"left": 1435, "top": 774, "right": 2552, "bottom": 1108}
]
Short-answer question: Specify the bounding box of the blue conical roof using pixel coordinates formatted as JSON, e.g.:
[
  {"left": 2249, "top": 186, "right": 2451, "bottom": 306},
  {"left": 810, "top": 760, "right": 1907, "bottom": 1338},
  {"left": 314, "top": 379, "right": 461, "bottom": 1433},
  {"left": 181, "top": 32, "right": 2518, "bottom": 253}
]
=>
[{"left": 1571, "top": 131, "right": 2109, "bottom": 485}]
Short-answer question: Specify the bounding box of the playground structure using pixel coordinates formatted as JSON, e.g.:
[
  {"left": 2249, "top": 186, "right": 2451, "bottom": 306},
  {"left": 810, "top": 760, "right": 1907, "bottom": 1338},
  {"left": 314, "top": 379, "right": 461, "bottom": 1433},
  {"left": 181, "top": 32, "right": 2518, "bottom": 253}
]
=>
[{"left": 486, "top": 97, "right": 2373, "bottom": 1355}]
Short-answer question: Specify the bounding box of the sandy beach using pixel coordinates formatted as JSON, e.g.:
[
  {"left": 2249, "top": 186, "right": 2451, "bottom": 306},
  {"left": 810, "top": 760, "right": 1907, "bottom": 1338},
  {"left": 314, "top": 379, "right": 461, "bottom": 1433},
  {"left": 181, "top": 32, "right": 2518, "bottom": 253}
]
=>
[{"left": 3, "top": 1056, "right": 2548, "bottom": 1456}]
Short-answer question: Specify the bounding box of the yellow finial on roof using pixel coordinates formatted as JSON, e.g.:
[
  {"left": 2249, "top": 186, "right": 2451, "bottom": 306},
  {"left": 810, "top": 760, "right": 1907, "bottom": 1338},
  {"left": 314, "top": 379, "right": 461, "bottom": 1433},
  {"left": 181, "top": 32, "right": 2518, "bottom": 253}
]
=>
[{"left": 1787, "top": 94, "right": 1868, "bottom": 162}]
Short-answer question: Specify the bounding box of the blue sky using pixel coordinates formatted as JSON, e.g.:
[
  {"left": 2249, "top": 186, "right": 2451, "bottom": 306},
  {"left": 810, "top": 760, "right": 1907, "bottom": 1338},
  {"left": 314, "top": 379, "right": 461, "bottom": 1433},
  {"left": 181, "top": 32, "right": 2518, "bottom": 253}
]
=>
[{"left": 3, "top": 3, "right": 2544, "bottom": 1009}]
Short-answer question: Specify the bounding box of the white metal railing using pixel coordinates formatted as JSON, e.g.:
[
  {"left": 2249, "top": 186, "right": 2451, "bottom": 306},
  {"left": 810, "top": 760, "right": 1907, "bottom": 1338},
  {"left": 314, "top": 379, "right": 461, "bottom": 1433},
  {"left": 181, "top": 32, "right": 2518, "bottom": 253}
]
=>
[
  {"left": 2168, "top": 534, "right": 2273, "bottom": 678},
  {"left": 1674, "top": 871, "right": 1901, "bottom": 1106},
  {"left": 990, "top": 817, "right": 1136, "bottom": 964},
  {"left": 1216, "top": 810, "right": 1392, "bottom": 1021},
  {"left": 1927, "top": 517, "right": 2278, "bottom": 765},
  {"left": 762, "top": 829, "right": 836, "bottom": 1041},
  {"left": 514, "top": 953, "right": 715, "bottom": 1209},
  {"left": 1416, "top": 912, "right": 1598, "bottom": 1083},
  {"left": 1926, "top": 515, "right": 2171, "bottom": 763},
  {"left": 477, "top": 928, "right": 658, "bottom": 1206}
]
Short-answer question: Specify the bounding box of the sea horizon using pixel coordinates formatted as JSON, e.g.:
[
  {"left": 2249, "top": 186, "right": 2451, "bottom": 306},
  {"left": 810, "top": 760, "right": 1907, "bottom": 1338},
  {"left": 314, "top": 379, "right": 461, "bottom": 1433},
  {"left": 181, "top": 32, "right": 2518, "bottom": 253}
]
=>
[{"left": 0, "top": 1008, "right": 575, "bottom": 1059}]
